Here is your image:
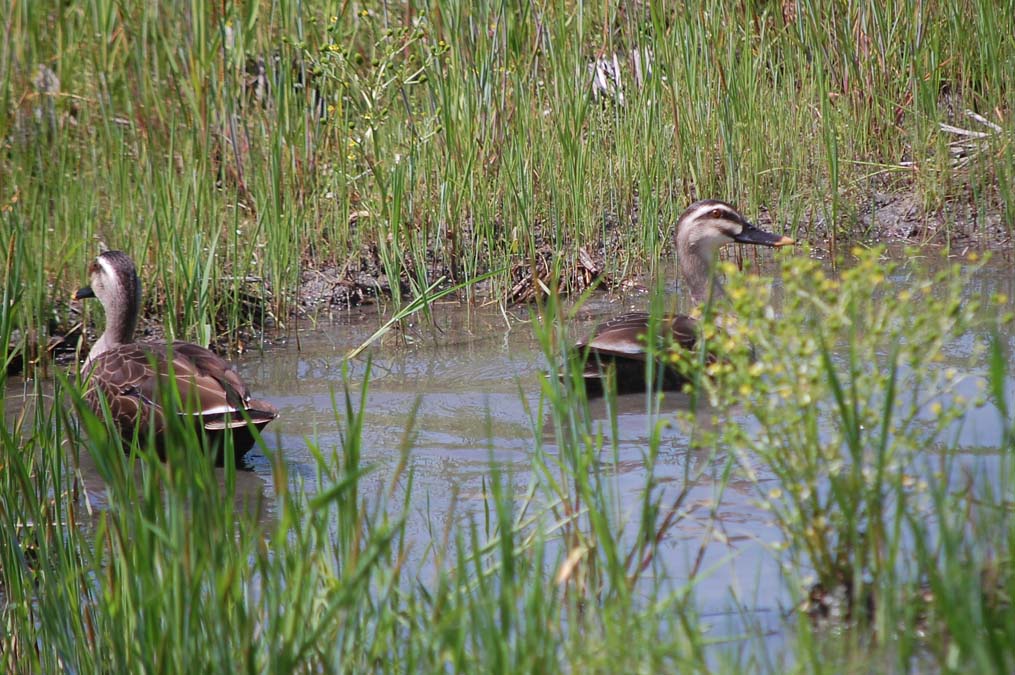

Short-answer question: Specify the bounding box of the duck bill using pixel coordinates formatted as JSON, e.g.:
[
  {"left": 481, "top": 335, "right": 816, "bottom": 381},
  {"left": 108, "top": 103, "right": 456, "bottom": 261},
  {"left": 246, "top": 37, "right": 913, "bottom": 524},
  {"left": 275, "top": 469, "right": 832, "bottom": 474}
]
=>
[
  {"left": 73, "top": 286, "right": 95, "bottom": 300},
  {"left": 734, "top": 223, "right": 795, "bottom": 247}
]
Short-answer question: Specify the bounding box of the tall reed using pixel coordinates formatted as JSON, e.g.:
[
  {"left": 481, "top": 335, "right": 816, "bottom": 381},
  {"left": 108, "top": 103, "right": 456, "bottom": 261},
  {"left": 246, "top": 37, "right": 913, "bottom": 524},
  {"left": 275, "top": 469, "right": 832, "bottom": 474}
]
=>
[{"left": 3, "top": 0, "right": 1011, "bottom": 347}]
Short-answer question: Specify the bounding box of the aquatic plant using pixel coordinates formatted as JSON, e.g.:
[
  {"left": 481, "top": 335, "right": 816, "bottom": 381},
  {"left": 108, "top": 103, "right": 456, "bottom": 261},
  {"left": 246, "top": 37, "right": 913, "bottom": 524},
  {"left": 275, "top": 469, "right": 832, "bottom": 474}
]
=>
[
  {"left": 3, "top": 246, "right": 1015, "bottom": 672},
  {"left": 2, "top": 0, "right": 1013, "bottom": 350},
  {"left": 3, "top": 0, "right": 1015, "bottom": 670},
  {"left": 678, "top": 247, "right": 1015, "bottom": 668}
]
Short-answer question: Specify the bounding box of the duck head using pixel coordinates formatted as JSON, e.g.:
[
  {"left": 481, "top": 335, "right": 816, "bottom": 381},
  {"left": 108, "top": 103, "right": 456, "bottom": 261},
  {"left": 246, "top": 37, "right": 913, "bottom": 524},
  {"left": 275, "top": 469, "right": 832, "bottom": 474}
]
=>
[
  {"left": 74, "top": 251, "right": 143, "bottom": 361},
  {"left": 676, "top": 199, "right": 794, "bottom": 305}
]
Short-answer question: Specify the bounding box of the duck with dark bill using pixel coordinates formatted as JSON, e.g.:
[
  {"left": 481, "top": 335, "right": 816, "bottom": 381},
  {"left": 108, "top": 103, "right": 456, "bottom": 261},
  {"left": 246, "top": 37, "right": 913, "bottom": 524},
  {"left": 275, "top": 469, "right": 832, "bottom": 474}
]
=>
[
  {"left": 573, "top": 200, "right": 794, "bottom": 397},
  {"left": 73, "top": 251, "right": 278, "bottom": 459}
]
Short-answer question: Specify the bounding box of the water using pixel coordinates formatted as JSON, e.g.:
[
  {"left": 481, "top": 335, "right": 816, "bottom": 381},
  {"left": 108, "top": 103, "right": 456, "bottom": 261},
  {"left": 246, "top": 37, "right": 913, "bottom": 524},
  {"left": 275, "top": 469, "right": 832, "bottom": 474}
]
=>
[
  {"left": 5, "top": 253, "right": 1014, "bottom": 652},
  {"left": 234, "top": 255, "right": 1013, "bottom": 638},
  {"left": 233, "top": 300, "right": 794, "bottom": 642}
]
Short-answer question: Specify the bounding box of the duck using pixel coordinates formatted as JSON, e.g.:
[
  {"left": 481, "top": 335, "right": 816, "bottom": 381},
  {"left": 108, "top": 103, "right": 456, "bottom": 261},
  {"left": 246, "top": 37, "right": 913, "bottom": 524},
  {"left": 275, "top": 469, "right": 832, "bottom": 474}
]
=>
[
  {"left": 573, "top": 199, "right": 794, "bottom": 397},
  {"left": 73, "top": 251, "right": 278, "bottom": 458}
]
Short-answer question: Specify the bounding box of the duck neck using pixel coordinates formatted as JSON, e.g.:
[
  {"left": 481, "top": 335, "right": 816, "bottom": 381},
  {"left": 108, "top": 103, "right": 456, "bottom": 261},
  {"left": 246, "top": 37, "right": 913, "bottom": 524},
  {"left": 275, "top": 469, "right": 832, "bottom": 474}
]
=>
[
  {"left": 678, "top": 237, "right": 724, "bottom": 307},
  {"left": 87, "top": 285, "right": 141, "bottom": 364}
]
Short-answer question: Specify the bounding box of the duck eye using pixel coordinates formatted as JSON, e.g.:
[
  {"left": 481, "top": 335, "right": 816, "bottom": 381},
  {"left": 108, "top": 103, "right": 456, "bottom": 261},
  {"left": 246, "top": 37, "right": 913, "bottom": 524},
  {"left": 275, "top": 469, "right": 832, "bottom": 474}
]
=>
[{"left": 711, "top": 209, "right": 722, "bottom": 219}]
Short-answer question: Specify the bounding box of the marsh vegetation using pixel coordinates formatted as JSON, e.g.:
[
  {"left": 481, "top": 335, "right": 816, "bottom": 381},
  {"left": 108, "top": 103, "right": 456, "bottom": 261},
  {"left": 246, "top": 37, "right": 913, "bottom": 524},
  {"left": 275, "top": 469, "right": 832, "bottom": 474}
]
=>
[{"left": 3, "top": 1, "right": 1015, "bottom": 672}]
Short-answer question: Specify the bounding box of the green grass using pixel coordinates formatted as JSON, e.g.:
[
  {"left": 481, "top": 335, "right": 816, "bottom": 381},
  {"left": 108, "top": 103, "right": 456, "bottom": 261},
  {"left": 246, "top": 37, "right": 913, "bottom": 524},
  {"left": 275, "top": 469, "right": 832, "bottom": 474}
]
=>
[
  {"left": 0, "top": 358, "right": 717, "bottom": 672},
  {"left": 2, "top": 0, "right": 1013, "bottom": 342},
  {"left": 680, "top": 248, "right": 1015, "bottom": 669},
  {"left": 4, "top": 1, "right": 1015, "bottom": 672},
  {"left": 3, "top": 248, "right": 1014, "bottom": 672}
]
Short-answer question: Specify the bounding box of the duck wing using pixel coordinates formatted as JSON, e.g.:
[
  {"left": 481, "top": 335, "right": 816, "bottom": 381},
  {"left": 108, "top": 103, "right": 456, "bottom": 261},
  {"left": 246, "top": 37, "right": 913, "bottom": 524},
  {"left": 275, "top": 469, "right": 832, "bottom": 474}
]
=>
[
  {"left": 577, "top": 312, "right": 698, "bottom": 360},
  {"left": 164, "top": 342, "right": 278, "bottom": 430},
  {"left": 85, "top": 342, "right": 277, "bottom": 435},
  {"left": 83, "top": 343, "right": 165, "bottom": 435}
]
